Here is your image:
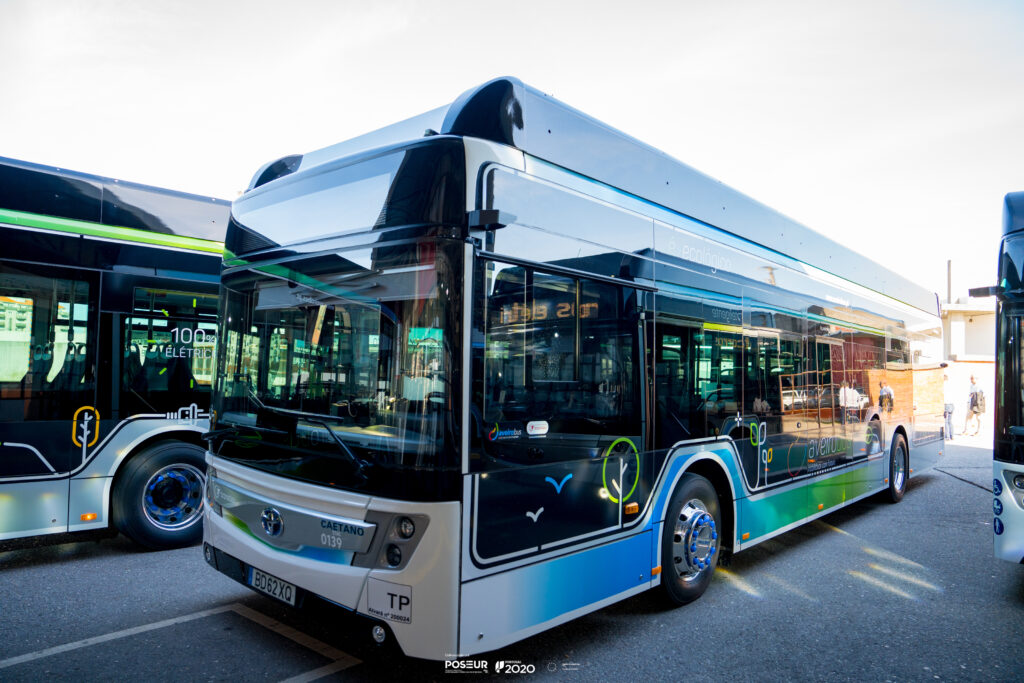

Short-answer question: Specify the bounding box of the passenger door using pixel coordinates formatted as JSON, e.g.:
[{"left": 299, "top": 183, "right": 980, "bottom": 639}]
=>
[
  {"left": 0, "top": 261, "right": 99, "bottom": 539},
  {"left": 469, "top": 260, "right": 647, "bottom": 565}
]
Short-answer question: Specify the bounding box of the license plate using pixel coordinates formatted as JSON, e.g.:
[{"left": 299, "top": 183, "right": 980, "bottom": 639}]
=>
[{"left": 248, "top": 567, "right": 297, "bottom": 606}]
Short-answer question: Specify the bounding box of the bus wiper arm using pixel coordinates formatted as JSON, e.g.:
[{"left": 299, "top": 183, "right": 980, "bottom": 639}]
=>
[
  {"left": 301, "top": 416, "right": 368, "bottom": 476},
  {"left": 249, "top": 402, "right": 369, "bottom": 473},
  {"left": 202, "top": 427, "right": 237, "bottom": 442}
]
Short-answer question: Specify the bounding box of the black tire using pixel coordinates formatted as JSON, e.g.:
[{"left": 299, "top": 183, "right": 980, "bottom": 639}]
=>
[
  {"left": 112, "top": 440, "right": 206, "bottom": 549},
  {"left": 660, "top": 473, "right": 721, "bottom": 605},
  {"left": 887, "top": 433, "right": 908, "bottom": 503}
]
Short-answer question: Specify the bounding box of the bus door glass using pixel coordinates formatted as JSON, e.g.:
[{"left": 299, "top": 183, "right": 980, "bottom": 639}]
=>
[
  {"left": 652, "top": 319, "right": 701, "bottom": 448},
  {"left": 0, "top": 261, "right": 98, "bottom": 537},
  {"left": 740, "top": 331, "right": 789, "bottom": 488},
  {"left": 470, "top": 259, "right": 645, "bottom": 565},
  {"left": 122, "top": 288, "right": 218, "bottom": 418},
  {"left": 819, "top": 335, "right": 868, "bottom": 469},
  {"left": 695, "top": 323, "right": 743, "bottom": 439},
  {"left": 814, "top": 339, "right": 837, "bottom": 430}
]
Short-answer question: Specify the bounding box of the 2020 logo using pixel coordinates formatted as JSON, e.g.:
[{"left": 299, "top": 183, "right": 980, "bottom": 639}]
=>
[{"left": 496, "top": 661, "right": 536, "bottom": 674}]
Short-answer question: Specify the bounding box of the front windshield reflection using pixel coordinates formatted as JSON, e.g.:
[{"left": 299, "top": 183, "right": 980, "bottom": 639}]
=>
[{"left": 213, "top": 240, "right": 461, "bottom": 496}]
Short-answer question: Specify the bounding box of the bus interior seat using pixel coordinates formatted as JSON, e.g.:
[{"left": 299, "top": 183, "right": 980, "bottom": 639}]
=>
[
  {"left": 166, "top": 347, "right": 196, "bottom": 393},
  {"left": 47, "top": 344, "right": 82, "bottom": 392},
  {"left": 124, "top": 344, "right": 143, "bottom": 386},
  {"left": 140, "top": 344, "right": 171, "bottom": 392}
]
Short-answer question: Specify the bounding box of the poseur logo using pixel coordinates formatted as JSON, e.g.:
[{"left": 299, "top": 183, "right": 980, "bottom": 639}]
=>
[{"left": 444, "top": 659, "right": 489, "bottom": 673}]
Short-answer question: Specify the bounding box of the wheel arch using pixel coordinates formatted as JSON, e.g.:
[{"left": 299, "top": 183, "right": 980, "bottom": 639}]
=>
[
  {"left": 685, "top": 458, "right": 736, "bottom": 555},
  {"left": 655, "top": 444, "right": 739, "bottom": 555},
  {"left": 110, "top": 426, "right": 205, "bottom": 479},
  {"left": 892, "top": 423, "right": 910, "bottom": 467}
]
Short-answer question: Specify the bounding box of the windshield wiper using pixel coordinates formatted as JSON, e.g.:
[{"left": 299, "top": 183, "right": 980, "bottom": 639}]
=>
[
  {"left": 255, "top": 404, "right": 368, "bottom": 476},
  {"left": 300, "top": 416, "right": 368, "bottom": 478},
  {"left": 235, "top": 373, "right": 369, "bottom": 475}
]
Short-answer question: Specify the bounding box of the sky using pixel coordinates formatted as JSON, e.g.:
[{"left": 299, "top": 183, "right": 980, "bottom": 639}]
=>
[{"left": 1, "top": 0, "right": 1021, "bottom": 301}]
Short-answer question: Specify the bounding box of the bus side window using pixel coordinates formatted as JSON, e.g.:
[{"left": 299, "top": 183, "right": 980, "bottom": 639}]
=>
[
  {"left": 0, "top": 265, "right": 95, "bottom": 419},
  {"left": 0, "top": 263, "right": 97, "bottom": 476},
  {"left": 654, "top": 323, "right": 701, "bottom": 445},
  {"left": 121, "top": 287, "right": 217, "bottom": 416},
  {"left": 474, "top": 261, "right": 641, "bottom": 468}
]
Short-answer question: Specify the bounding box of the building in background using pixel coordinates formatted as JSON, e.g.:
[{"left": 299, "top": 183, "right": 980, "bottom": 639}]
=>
[{"left": 941, "top": 294, "right": 996, "bottom": 436}]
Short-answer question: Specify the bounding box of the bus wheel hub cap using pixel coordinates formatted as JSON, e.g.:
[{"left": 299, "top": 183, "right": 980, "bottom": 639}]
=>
[{"left": 672, "top": 500, "right": 717, "bottom": 580}]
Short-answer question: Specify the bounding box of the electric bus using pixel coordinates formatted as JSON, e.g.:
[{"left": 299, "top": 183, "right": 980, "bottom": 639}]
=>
[
  {"left": 0, "top": 157, "right": 228, "bottom": 549},
  {"left": 991, "top": 191, "right": 1024, "bottom": 563},
  {"left": 202, "top": 78, "right": 944, "bottom": 658}
]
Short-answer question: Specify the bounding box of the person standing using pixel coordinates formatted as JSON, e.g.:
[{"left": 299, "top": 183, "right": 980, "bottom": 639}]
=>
[
  {"left": 962, "top": 375, "right": 981, "bottom": 436},
  {"left": 879, "top": 380, "right": 894, "bottom": 414},
  {"left": 943, "top": 374, "right": 955, "bottom": 441},
  {"left": 839, "top": 380, "right": 860, "bottom": 423}
]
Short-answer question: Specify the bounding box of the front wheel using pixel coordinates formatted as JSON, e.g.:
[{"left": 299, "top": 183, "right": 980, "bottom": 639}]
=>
[
  {"left": 887, "top": 434, "right": 908, "bottom": 503},
  {"left": 660, "top": 473, "right": 721, "bottom": 605},
  {"left": 113, "top": 440, "right": 206, "bottom": 549}
]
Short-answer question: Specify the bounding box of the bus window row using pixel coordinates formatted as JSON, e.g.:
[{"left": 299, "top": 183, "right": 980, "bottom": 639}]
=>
[{"left": 471, "top": 261, "right": 914, "bottom": 482}]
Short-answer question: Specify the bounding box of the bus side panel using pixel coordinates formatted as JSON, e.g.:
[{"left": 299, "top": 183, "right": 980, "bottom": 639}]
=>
[
  {"left": 0, "top": 478, "right": 69, "bottom": 540},
  {"left": 908, "top": 427, "right": 943, "bottom": 473},
  {"left": 995, "top": 462, "right": 1024, "bottom": 563},
  {"left": 355, "top": 499, "right": 462, "bottom": 660},
  {"left": 736, "top": 462, "right": 882, "bottom": 549},
  {"left": 458, "top": 530, "right": 652, "bottom": 656},
  {"left": 80, "top": 417, "right": 209, "bottom": 478},
  {"left": 68, "top": 475, "right": 111, "bottom": 532}
]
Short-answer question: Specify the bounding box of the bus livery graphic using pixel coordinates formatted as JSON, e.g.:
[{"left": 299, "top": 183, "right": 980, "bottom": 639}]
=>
[{"left": 201, "top": 78, "right": 944, "bottom": 659}]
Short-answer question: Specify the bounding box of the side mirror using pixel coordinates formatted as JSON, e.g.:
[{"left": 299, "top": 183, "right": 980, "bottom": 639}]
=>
[{"left": 969, "top": 285, "right": 1004, "bottom": 298}]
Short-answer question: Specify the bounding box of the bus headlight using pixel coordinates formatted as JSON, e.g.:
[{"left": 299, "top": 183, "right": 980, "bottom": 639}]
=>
[
  {"left": 205, "top": 469, "right": 222, "bottom": 516},
  {"left": 1014, "top": 474, "right": 1024, "bottom": 490},
  {"left": 352, "top": 512, "right": 428, "bottom": 569},
  {"left": 398, "top": 516, "right": 415, "bottom": 539}
]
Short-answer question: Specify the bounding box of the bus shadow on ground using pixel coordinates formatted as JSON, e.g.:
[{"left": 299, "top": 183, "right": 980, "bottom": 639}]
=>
[{"left": 0, "top": 531, "right": 140, "bottom": 571}]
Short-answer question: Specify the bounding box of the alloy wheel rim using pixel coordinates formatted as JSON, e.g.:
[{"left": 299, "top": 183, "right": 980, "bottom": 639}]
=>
[
  {"left": 142, "top": 464, "right": 205, "bottom": 530},
  {"left": 672, "top": 498, "right": 718, "bottom": 582},
  {"left": 893, "top": 445, "right": 907, "bottom": 491}
]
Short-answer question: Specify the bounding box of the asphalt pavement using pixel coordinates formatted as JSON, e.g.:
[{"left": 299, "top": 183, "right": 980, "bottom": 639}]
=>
[{"left": 1, "top": 436, "right": 1022, "bottom": 682}]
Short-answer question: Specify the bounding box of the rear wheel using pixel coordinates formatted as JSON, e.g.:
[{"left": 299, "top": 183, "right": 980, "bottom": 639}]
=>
[
  {"left": 660, "top": 473, "right": 721, "bottom": 605},
  {"left": 113, "top": 441, "right": 206, "bottom": 549},
  {"left": 887, "top": 434, "right": 908, "bottom": 503}
]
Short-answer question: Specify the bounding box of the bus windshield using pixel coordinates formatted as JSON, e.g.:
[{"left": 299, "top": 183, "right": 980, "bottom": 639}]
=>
[{"left": 211, "top": 238, "right": 462, "bottom": 499}]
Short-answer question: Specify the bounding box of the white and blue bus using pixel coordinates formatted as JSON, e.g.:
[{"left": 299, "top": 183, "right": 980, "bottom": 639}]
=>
[
  {"left": 202, "top": 78, "right": 945, "bottom": 658},
  {"left": 990, "top": 191, "right": 1024, "bottom": 563},
  {"left": 0, "top": 157, "right": 228, "bottom": 549}
]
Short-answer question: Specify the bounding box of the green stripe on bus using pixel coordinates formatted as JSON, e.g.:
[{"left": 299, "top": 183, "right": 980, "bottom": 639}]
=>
[
  {"left": 0, "top": 208, "right": 225, "bottom": 255},
  {"left": 738, "top": 467, "right": 880, "bottom": 541}
]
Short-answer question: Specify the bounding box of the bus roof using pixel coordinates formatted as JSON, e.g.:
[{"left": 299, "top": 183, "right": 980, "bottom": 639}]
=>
[
  {"left": 0, "top": 156, "right": 229, "bottom": 243},
  {"left": 255, "top": 77, "right": 939, "bottom": 316},
  {"left": 1005, "top": 191, "right": 1024, "bottom": 237}
]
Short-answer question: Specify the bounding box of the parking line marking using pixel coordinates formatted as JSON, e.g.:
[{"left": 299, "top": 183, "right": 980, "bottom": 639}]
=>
[
  {"left": 0, "top": 604, "right": 236, "bottom": 670},
  {"left": 0, "top": 603, "right": 361, "bottom": 676},
  {"left": 230, "top": 603, "right": 361, "bottom": 667},
  {"left": 277, "top": 660, "right": 360, "bottom": 683}
]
